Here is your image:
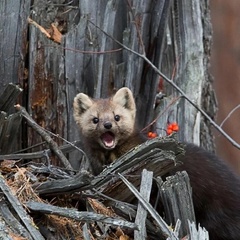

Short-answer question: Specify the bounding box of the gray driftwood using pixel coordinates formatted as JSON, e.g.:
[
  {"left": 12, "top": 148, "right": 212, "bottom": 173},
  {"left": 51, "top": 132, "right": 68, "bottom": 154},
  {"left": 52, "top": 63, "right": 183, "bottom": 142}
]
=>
[{"left": 26, "top": 201, "right": 137, "bottom": 230}]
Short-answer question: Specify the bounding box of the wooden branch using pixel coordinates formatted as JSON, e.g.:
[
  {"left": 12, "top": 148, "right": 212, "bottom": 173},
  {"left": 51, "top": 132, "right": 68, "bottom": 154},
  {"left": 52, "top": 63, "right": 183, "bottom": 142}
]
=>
[
  {"left": 26, "top": 201, "right": 138, "bottom": 230},
  {"left": 15, "top": 105, "right": 73, "bottom": 170},
  {"left": 33, "top": 170, "right": 92, "bottom": 195},
  {"left": 0, "top": 174, "right": 45, "bottom": 240}
]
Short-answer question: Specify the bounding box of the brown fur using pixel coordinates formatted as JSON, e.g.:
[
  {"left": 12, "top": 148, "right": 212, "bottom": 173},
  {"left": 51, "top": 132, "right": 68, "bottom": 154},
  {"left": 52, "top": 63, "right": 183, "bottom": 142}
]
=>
[
  {"left": 74, "top": 87, "right": 240, "bottom": 239},
  {"left": 73, "top": 87, "right": 144, "bottom": 174}
]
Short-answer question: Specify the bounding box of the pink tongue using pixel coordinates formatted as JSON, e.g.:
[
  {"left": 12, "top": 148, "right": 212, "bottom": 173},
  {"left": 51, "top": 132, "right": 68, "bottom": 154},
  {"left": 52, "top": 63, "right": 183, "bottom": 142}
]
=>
[{"left": 101, "top": 132, "right": 115, "bottom": 148}]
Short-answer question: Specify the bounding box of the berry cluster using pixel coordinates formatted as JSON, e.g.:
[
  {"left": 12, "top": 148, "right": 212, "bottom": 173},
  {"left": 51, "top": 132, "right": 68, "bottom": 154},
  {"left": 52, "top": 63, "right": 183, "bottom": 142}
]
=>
[{"left": 166, "top": 122, "right": 179, "bottom": 135}]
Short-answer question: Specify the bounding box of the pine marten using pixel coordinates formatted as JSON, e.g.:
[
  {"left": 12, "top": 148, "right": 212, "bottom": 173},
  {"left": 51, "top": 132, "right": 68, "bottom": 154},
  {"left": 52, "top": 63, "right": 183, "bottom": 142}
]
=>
[{"left": 73, "top": 87, "right": 240, "bottom": 240}]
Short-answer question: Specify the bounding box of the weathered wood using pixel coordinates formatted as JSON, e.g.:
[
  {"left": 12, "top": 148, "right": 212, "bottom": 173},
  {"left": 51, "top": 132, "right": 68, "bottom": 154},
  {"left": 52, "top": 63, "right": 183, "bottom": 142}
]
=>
[
  {"left": 0, "top": 1, "right": 30, "bottom": 89},
  {"left": 0, "top": 84, "right": 23, "bottom": 154},
  {"left": 188, "top": 221, "right": 209, "bottom": 240},
  {"left": 134, "top": 169, "right": 153, "bottom": 240},
  {"left": 26, "top": 201, "right": 138, "bottom": 230},
  {"left": 0, "top": 174, "right": 45, "bottom": 240},
  {"left": 0, "top": 112, "right": 22, "bottom": 154},
  {"left": 94, "top": 137, "right": 184, "bottom": 202},
  {"left": 156, "top": 0, "right": 216, "bottom": 151},
  {"left": 119, "top": 173, "right": 178, "bottom": 240},
  {"left": 0, "top": 83, "right": 23, "bottom": 112},
  {"left": 0, "top": 214, "right": 13, "bottom": 240},
  {"left": 158, "top": 171, "right": 196, "bottom": 238},
  {"left": 15, "top": 105, "right": 73, "bottom": 170},
  {"left": 0, "top": 200, "right": 33, "bottom": 240},
  {"left": 0, "top": 0, "right": 215, "bottom": 168},
  {"left": 33, "top": 170, "right": 92, "bottom": 195},
  {"left": 33, "top": 137, "right": 183, "bottom": 197},
  {"left": 82, "top": 223, "right": 91, "bottom": 240}
]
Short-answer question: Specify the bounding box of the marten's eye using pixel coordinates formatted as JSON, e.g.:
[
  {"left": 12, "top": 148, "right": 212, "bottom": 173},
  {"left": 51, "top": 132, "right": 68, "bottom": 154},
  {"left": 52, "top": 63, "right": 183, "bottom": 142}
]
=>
[
  {"left": 114, "top": 115, "right": 120, "bottom": 121},
  {"left": 92, "top": 117, "right": 99, "bottom": 124}
]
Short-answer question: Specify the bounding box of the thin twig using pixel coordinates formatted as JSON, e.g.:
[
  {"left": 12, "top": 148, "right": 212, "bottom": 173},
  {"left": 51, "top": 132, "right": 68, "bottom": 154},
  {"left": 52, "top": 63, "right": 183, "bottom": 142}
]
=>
[
  {"left": 42, "top": 128, "right": 87, "bottom": 157},
  {"left": 141, "top": 96, "right": 182, "bottom": 133},
  {"left": 88, "top": 20, "right": 240, "bottom": 150},
  {"left": 0, "top": 140, "right": 81, "bottom": 160},
  {"left": 219, "top": 104, "right": 240, "bottom": 128},
  {"left": 44, "top": 44, "right": 122, "bottom": 54}
]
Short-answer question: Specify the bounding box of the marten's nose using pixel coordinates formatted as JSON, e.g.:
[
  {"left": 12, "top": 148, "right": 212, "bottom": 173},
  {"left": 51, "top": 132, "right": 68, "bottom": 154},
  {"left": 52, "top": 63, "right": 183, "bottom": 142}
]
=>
[{"left": 104, "top": 121, "right": 112, "bottom": 129}]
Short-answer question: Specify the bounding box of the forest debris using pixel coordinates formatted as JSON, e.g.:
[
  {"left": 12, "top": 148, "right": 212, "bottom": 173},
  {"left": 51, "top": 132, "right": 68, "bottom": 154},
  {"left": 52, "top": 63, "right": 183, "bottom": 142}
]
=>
[
  {"left": 87, "top": 198, "right": 116, "bottom": 217},
  {"left": 28, "top": 17, "right": 51, "bottom": 38},
  {"left": 0, "top": 111, "right": 22, "bottom": 155},
  {"left": 91, "top": 136, "right": 184, "bottom": 203},
  {"left": 0, "top": 174, "right": 45, "bottom": 240},
  {"left": 0, "top": 87, "right": 204, "bottom": 238},
  {"left": 188, "top": 220, "right": 209, "bottom": 240},
  {"left": 8, "top": 167, "right": 40, "bottom": 203},
  {"left": 0, "top": 140, "right": 81, "bottom": 160},
  {"left": 27, "top": 18, "right": 62, "bottom": 43},
  {"left": 134, "top": 169, "right": 153, "bottom": 240},
  {"left": 48, "top": 23, "right": 62, "bottom": 43},
  {"left": 26, "top": 201, "right": 138, "bottom": 230},
  {"left": 158, "top": 171, "right": 196, "bottom": 238},
  {"left": 0, "top": 199, "right": 32, "bottom": 239},
  {"left": 15, "top": 104, "right": 73, "bottom": 170},
  {"left": 32, "top": 170, "right": 92, "bottom": 194},
  {"left": 119, "top": 173, "right": 179, "bottom": 240}
]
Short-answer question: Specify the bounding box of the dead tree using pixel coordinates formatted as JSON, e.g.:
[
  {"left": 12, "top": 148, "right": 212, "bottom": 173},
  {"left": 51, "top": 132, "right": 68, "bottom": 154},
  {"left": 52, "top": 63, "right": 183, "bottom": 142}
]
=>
[{"left": 0, "top": 0, "right": 215, "bottom": 164}]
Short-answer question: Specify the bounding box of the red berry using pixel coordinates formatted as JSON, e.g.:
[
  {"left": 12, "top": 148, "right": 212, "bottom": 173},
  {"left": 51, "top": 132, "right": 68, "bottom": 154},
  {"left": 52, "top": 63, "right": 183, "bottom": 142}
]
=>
[
  {"left": 166, "top": 129, "right": 173, "bottom": 135},
  {"left": 148, "top": 131, "right": 153, "bottom": 138},
  {"left": 172, "top": 123, "right": 179, "bottom": 132},
  {"left": 151, "top": 132, "right": 157, "bottom": 138}
]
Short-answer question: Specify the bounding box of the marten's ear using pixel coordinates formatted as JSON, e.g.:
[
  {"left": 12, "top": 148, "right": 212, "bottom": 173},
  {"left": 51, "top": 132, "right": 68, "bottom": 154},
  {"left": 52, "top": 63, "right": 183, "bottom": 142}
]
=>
[
  {"left": 73, "top": 93, "right": 93, "bottom": 117},
  {"left": 112, "top": 87, "right": 136, "bottom": 117}
]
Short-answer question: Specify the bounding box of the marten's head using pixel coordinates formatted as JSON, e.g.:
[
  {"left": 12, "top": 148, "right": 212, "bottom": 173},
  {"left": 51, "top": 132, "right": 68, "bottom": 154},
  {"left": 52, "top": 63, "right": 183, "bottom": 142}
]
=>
[{"left": 73, "top": 87, "right": 136, "bottom": 150}]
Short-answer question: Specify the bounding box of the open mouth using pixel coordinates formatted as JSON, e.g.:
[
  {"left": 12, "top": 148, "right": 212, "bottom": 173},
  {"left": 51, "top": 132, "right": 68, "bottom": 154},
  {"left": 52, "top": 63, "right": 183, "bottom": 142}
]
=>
[{"left": 100, "top": 131, "right": 115, "bottom": 148}]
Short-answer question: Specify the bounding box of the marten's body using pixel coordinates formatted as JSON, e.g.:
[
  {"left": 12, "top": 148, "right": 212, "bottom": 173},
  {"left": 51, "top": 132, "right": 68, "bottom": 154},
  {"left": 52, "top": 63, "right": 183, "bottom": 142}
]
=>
[
  {"left": 176, "top": 144, "right": 240, "bottom": 240},
  {"left": 73, "top": 87, "right": 240, "bottom": 240}
]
